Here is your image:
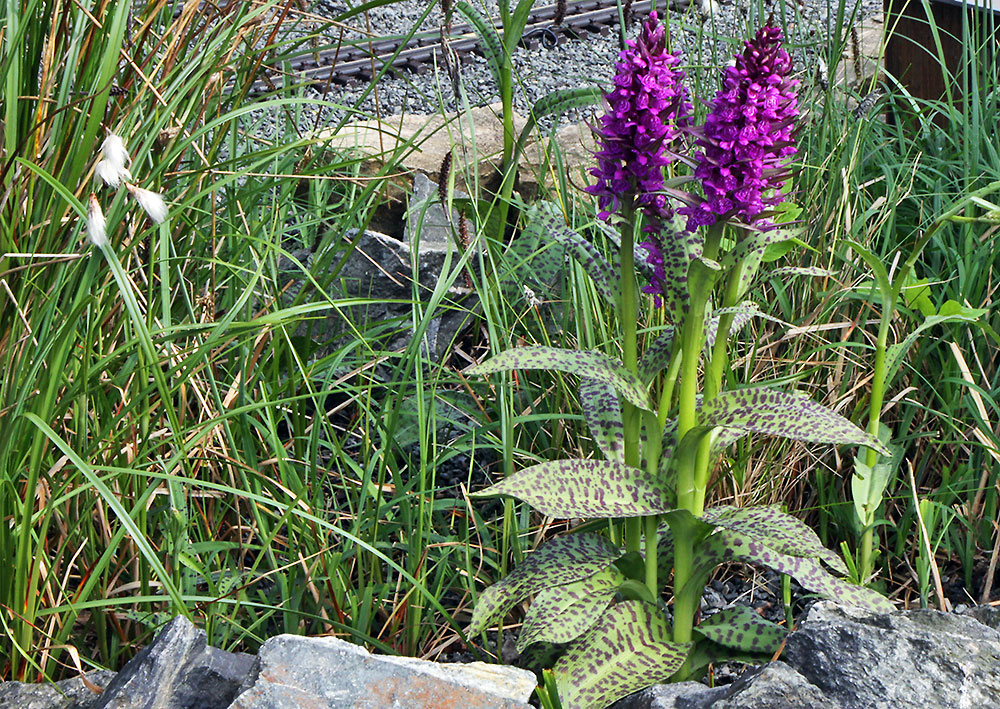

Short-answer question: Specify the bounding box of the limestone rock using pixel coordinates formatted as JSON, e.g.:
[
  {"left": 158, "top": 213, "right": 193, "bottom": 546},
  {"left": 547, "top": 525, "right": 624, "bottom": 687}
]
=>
[
  {"left": 782, "top": 600, "right": 1000, "bottom": 708},
  {"left": 228, "top": 634, "right": 535, "bottom": 708},
  {"left": 0, "top": 670, "right": 115, "bottom": 709},
  {"left": 93, "top": 616, "right": 254, "bottom": 709},
  {"left": 609, "top": 680, "right": 725, "bottom": 708}
]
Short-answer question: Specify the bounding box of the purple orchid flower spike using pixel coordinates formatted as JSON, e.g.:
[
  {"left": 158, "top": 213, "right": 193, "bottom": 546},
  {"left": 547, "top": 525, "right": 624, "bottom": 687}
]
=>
[
  {"left": 586, "top": 11, "right": 691, "bottom": 221},
  {"left": 680, "top": 22, "right": 800, "bottom": 231}
]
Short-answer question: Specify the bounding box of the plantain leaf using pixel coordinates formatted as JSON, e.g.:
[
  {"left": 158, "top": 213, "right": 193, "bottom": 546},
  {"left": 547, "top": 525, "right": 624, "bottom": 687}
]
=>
[
  {"left": 472, "top": 459, "right": 671, "bottom": 518},
  {"left": 702, "top": 505, "right": 848, "bottom": 576},
  {"left": 697, "top": 387, "right": 890, "bottom": 455},
  {"left": 468, "top": 346, "right": 651, "bottom": 411},
  {"left": 637, "top": 326, "right": 675, "bottom": 383},
  {"left": 691, "top": 529, "right": 894, "bottom": 614},
  {"left": 467, "top": 534, "right": 621, "bottom": 636},
  {"left": 540, "top": 211, "right": 618, "bottom": 304},
  {"left": 694, "top": 605, "right": 787, "bottom": 655},
  {"left": 454, "top": 2, "right": 504, "bottom": 91},
  {"left": 517, "top": 565, "right": 624, "bottom": 651},
  {"left": 579, "top": 378, "right": 624, "bottom": 464},
  {"left": 553, "top": 601, "right": 691, "bottom": 709}
]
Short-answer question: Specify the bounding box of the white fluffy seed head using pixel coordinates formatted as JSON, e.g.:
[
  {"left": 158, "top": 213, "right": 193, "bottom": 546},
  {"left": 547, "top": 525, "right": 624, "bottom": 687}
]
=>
[
  {"left": 94, "top": 158, "right": 133, "bottom": 188},
  {"left": 101, "top": 133, "right": 131, "bottom": 169},
  {"left": 87, "top": 194, "right": 108, "bottom": 248},
  {"left": 126, "top": 184, "right": 168, "bottom": 224}
]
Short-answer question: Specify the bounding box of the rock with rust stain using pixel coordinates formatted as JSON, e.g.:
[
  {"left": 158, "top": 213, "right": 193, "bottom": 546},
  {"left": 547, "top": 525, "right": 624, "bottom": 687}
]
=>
[{"left": 228, "top": 634, "right": 535, "bottom": 708}]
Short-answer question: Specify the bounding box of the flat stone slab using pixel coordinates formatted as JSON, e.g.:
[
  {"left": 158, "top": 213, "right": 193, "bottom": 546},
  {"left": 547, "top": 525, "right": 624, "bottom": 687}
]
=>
[
  {"left": 228, "top": 634, "right": 535, "bottom": 708},
  {"left": 0, "top": 670, "right": 115, "bottom": 709}
]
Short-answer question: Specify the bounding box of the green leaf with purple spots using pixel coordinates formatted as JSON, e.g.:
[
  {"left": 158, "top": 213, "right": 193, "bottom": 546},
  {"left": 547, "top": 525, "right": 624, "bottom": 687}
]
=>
[
  {"left": 690, "top": 529, "right": 894, "bottom": 614},
  {"left": 553, "top": 600, "right": 691, "bottom": 709},
  {"left": 517, "top": 565, "right": 623, "bottom": 651},
  {"left": 637, "top": 326, "right": 676, "bottom": 383},
  {"left": 768, "top": 266, "right": 834, "bottom": 279},
  {"left": 579, "top": 378, "right": 624, "bottom": 464},
  {"left": 472, "top": 459, "right": 671, "bottom": 518},
  {"left": 702, "top": 505, "right": 848, "bottom": 575},
  {"left": 538, "top": 211, "right": 617, "bottom": 304},
  {"left": 468, "top": 346, "right": 651, "bottom": 411},
  {"left": 467, "top": 533, "right": 621, "bottom": 636},
  {"left": 694, "top": 605, "right": 786, "bottom": 654},
  {"left": 696, "top": 387, "right": 890, "bottom": 455},
  {"left": 704, "top": 303, "right": 790, "bottom": 350}
]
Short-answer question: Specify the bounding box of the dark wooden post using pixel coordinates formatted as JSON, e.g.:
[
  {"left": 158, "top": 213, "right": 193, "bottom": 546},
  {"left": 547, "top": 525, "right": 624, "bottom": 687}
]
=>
[{"left": 884, "top": 0, "right": 999, "bottom": 123}]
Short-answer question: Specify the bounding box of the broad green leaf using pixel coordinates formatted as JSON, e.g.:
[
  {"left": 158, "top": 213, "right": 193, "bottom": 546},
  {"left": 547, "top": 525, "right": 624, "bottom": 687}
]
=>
[
  {"left": 701, "top": 505, "right": 848, "bottom": 576},
  {"left": 468, "top": 346, "right": 651, "bottom": 411},
  {"left": 724, "top": 225, "right": 803, "bottom": 268},
  {"left": 540, "top": 211, "right": 618, "bottom": 305},
  {"left": 637, "top": 326, "right": 675, "bottom": 383},
  {"left": 884, "top": 305, "right": 986, "bottom": 387},
  {"left": 455, "top": 2, "right": 504, "bottom": 91},
  {"left": 694, "top": 605, "right": 786, "bottom": 654},
  {"left": 686, "top": 640, "right": 772, "bottom": 677},
  {"left": 467, "top": 534, "right": 621, "bottom": 636},
  {"left": 579, "top": 378, "right": 624, "bottom": 464},
  {"left": 472, "top": 458, "right": 671, "bottom": 518},
  {"left": 553, "top": 601, "right": 691, "bottom": 709},
  {"left": 658, "top": 417, "right": 679, "bottom": 477},
  {"left": 691, "top": 529, "right": 894, "bottom": 614},
  {"left": 507, "top": 0, "right": 536, "bottom": 51},
  {"left": 518, "top": 565, "right": 624, "bottom": 651},
  {"left": 852, "top": 459, "right": 893, "bottom": 527},
  {"left": 697, "top": 387, "right": 890, "bottom": 456}
]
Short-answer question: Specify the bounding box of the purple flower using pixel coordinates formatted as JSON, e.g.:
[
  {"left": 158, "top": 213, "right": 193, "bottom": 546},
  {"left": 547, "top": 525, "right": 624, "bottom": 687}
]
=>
[
  {"left": 679, "top": 23, "right": 800, "bottom": 230},
  {"left": 586, "top": 12, "right": 691, "bottom": 221}
]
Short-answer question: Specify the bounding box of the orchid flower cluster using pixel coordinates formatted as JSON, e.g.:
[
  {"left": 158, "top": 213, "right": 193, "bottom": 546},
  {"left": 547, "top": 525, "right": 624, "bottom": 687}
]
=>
[
  {"left": 464, "top": 14, "right": 892, "bottom": 709},
  {"left": 87, "top": 132, "right": 168, "bottom": 248}
]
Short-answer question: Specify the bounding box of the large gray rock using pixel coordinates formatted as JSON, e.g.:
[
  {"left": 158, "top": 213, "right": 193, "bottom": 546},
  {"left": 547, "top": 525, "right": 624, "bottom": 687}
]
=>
[
  {"left": 228, "top": 634, "right": 535, "bottom": 708},
  {"left": 0, "top": 670, "right": 115, "bottom": 709},
  {"left": 712, "top": 662, "right": 838, "bottom": 709},
  {"left": 782, "top": 601, "right": 1000, "bottom": 708},
  {"left": 610, "top": 680, "right": 726, "bottom": 708},
  {"left": 93, "top": 616, "right": 254, "bottom": 709}
]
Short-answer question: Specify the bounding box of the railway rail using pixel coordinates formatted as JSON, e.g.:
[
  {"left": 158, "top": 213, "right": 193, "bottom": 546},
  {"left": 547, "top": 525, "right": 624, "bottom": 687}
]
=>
[{"left": 256, "top": 0, "right": 656, "bottom": 89}]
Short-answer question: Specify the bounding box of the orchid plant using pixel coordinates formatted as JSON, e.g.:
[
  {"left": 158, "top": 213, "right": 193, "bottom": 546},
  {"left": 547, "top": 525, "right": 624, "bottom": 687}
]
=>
[{"left": 463, "top": 14, "right": 893, "bottom": 708}]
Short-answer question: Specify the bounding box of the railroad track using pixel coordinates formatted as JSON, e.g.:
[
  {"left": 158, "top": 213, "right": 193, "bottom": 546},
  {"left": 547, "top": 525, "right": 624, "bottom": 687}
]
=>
[{"left": 255, "top": 0, "right": 656, "bottom": 90}]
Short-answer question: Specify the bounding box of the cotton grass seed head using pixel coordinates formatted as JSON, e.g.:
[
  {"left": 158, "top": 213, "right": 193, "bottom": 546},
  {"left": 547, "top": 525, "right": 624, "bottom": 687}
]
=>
[
  {"left": 101, "top": 133, "right": 131, "bottom": 169},
  {"left": 94, "top": 159, "right": 133, "bottom": 188},
  {"left": 126, "top": 184, "right": 168, "bottom": 224},
  {"left": 87, "top": 194, "right": 108, "bottom": 248}
]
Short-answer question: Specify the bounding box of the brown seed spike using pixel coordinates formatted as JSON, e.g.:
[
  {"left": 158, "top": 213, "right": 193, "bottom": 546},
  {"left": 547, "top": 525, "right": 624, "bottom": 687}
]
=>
[
  {"left": 554, "top": 0, "right": 567, "bottom": 26},
  {"left": 438, "top": 150, "right": 453, "bottom": 208}
]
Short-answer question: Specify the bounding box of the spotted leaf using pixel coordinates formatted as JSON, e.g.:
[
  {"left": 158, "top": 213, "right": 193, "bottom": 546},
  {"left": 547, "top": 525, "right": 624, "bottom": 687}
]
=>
[
  {"left": 694, "top": 605, "right": 786, "bottom": 655},
  {"left": 704, "top": 303, "right": 789, "bottom": 350},
  {"left": 468, "top": 346, "right": 651, "bottom": 411},
  {"left": 691, "top": 529, "right": 894, "bottom": 613},
  {"left": 472, "top": 459, "right": 671, "bottom": 518},
  {"left": 768, "top": 266, "right": 834, "bottom": 279},
  {"left": 467, "top": 534, "right": 621, "bottom": 636},
  {"left": 580, "top": 378, "right": 624, "bottom": 464},
  {"left": 637, "top": 326, "right": 676, "bottom": 383},
  {"left": 697, "top": 387, "right": 890, "bottom": 455},
  {"left": 517, "top": 565, "right": 623, "bottom": 651},
  {"left": 702, "top": 505, "right": 848, "bottom": 575},
  {"left": 553, "top": 601, "right": 691, "bottom": 709},
  {"left": 538, "top": 211, "right": 617, "bottom": 304}
]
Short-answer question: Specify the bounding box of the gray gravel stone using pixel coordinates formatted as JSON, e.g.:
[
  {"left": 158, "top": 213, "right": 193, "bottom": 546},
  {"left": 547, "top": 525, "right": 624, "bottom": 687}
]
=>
[{"left": 712, "top": 661, "right": 838, "bottom": 708}]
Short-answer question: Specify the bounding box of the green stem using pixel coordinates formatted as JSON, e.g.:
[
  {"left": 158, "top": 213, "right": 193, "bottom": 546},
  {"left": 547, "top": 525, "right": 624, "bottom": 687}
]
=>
[{"left": 620, "top": 202, "right": 643, "bottom": 555}]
